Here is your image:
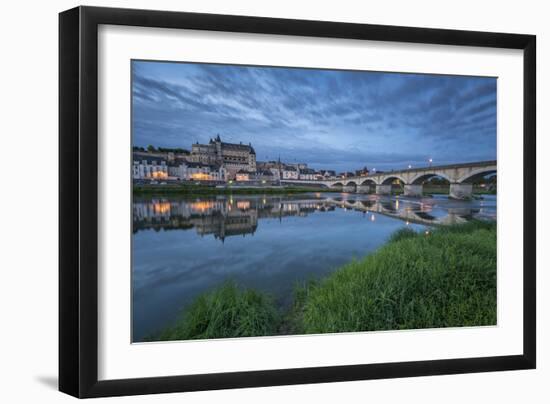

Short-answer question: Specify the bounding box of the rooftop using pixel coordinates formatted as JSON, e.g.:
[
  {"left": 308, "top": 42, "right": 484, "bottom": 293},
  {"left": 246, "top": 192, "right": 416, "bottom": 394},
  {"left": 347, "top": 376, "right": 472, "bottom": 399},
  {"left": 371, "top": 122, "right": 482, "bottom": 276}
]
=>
[
  {"left": 133, "top": 153, "right": 166, "bottom": 165},
  {"left": 300, "top": 168, "right": 316, "bottom": 174},
  {"left": 208, "top": 135, "right": 256, "bottom": 154}
]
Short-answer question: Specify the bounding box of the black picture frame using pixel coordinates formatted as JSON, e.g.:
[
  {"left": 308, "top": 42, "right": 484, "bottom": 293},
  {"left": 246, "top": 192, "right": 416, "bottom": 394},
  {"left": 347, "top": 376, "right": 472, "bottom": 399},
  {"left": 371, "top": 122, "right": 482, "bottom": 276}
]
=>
[{"left": 59, "top": 6, "right": 536, "bottom": 398}]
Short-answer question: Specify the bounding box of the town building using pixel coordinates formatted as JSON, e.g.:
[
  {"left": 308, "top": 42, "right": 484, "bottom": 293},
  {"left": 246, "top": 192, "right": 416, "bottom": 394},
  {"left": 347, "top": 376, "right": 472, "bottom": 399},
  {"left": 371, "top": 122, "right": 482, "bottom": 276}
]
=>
[
  {"left": 257, "top": 160, "right": 284, "bottom": 181},
  {"left": 132, "top": 155, "right": 168, "bottom": 180},
  {"left": 269, "top": 168, "right": 281, "bottom": 180},
  {"left": 288, "top": 162, "right": 308, "bottom": 171},
  {"left": 133, "top": 139, "right": 373, "bottom": 185},
  {"left": 235, "top": 170, "right": 250, "bottom": 182},
  {"left": 355, "top": 166, "right": 370, "bottom": 177},
  {"left": 320, "top": 170, "right": 336, "bottom": 179},
  {"left": 256, "top": 161, "right": 280, "bottom": 170},
  {"left": 256, "top": 170, "right": 276, "bottom": 182},
  {"left": 298, "top": 168, "right": 316, "bottom": 180},
  {"left": 168, "top": 161, "right": 226, "bottom": 182},
  {"left": 282, "top": 166, "right": 299, "bottom": 180},
  {"left": 133, "top": 148, "right": 189, "bottom": 163},
  {"left": 189, "top": 135, "right": 256, "bottom": 179}
]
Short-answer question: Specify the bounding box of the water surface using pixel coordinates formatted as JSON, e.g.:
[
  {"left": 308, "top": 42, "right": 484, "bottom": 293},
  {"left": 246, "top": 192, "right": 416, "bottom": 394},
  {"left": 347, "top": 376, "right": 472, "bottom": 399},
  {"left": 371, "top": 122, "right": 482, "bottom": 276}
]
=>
[{"left": 132, "top": 192, "right": 496, "bottom": 341}]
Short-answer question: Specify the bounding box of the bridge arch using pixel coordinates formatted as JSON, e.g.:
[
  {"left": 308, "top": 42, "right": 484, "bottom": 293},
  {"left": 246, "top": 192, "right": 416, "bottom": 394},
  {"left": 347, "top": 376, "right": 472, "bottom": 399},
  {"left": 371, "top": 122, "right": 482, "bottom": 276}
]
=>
[
  {"left": 457, "top": 168, "right": 497, "bottom": 184},
  {"left": 330, "top": 182, "right": 344, "bottom": 189},
  {"left": 357, "top": 178, "right": 377, "bottom": 194},
  {"left": 359, "top": 178, "right": 378, "bottom": 186},
  {"left": 343, "top": 181, "right": 358, "bottom": 193},
  {"left": 410, "top": 172, "right": 452, "bottom": 185},
  {"left": 381, "top": 175, "right": 406, "bottom": 185}
]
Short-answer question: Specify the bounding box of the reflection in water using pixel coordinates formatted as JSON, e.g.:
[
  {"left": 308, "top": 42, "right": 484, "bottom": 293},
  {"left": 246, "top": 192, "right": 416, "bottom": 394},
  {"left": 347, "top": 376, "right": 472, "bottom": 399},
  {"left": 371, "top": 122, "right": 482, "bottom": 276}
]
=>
[
  {"left": 132, "top": 192, "right": 496, "bottom": 341},
  {"left": 133, "top": 193, "right": 496, "bottom": 239}
]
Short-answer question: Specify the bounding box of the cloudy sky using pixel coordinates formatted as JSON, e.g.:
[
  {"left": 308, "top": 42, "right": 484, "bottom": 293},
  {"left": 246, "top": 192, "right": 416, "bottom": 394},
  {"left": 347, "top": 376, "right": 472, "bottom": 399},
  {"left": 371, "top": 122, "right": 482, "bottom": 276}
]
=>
[{"left": 132, "top": 60, "right": 496, "bottom": 172}]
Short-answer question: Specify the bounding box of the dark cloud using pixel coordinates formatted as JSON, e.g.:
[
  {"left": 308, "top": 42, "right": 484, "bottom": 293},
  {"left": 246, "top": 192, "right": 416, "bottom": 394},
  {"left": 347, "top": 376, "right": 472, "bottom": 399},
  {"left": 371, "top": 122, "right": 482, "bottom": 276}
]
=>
[{"left": 132, "top": 61, "right": 496, "bottom": 171}]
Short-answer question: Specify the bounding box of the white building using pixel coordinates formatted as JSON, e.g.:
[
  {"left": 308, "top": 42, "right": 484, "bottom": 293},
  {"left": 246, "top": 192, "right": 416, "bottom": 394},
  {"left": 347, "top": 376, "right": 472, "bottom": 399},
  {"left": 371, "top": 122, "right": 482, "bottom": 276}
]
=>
[
  {"left": 268, "top": 167, "right": 281, "bottom": 180},
  {"left": 168, "top": 162, "right": 226, "bottom": 181},
  {"left": 282, "top": 166, "right": 299, "bottom": 180},
  {"left": 132, "top": 157, "right": 168, "bottom": 180},
  {"left": 235, "top": 170, "right": 250, "bottom": 181},
  {"left": 299, "top": 168, "right": 316, "bottom": 180}
]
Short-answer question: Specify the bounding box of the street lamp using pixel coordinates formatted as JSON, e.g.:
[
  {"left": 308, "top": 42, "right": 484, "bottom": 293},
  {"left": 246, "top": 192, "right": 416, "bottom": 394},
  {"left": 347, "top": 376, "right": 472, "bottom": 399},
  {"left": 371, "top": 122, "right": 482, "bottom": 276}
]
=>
[
  {"left": 408, "top": 164, "right": 412, "bottom": 169},
  {"left": 428, "top": 158, "right": 433, "bottom": 167}
]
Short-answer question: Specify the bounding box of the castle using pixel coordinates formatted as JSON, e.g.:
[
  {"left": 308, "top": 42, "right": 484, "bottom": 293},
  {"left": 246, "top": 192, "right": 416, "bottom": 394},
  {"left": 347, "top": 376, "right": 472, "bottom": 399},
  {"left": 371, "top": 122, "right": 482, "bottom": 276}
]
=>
[{"left": 188, "top": 135, "right": 256, "bottom": 179}]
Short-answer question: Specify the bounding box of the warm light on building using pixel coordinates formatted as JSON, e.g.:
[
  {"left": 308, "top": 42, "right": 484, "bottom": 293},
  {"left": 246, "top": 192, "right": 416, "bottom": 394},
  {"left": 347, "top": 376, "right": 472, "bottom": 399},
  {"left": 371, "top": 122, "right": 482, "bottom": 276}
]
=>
[
  {"left": 190, "top": 201, "right": 215, "bottom": 212},
  {"left": 190, "top": 172, "right": 212, "bottom": 181},
  {"left": 236, "top": 172, "right": 250, "bottom": 181},
  {"left": 151, "top": 171, "right": 168, "bottom": 179},
  {"left": 152, "top": 201, "right": 170, "bottom": 214},
  {"left": 237, "top": 201, "right": 251, "bottom": 210}
]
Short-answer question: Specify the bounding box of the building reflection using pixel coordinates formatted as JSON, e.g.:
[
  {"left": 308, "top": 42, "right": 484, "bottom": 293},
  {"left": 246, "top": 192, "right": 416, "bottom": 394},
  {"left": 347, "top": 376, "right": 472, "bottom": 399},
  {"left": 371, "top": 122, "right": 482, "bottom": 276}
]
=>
[
  {"left": 133, "top": 196, "right": 320, "bottom": 241},
  {"left": 133, "top": 194, "right": 495, "bottom": 241}
]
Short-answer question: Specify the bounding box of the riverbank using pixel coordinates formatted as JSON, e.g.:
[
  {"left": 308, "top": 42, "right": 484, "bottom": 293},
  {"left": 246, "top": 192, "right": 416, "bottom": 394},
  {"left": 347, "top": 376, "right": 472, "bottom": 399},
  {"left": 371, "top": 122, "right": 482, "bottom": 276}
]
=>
[
  {"left": 133, "top": 184, "right": 331, "bottom": 195},
  {"left": 422, "top": 186, "right": 496, "bottom": 196},
  {"left": 295, "top": 221, "right": 496, "bottom": 334},
  {"left": 148, "top": 220, "right": 496, "bottom": 341},
  {"left": 133, "top": 184, "right": 495, "bottom": 198}
]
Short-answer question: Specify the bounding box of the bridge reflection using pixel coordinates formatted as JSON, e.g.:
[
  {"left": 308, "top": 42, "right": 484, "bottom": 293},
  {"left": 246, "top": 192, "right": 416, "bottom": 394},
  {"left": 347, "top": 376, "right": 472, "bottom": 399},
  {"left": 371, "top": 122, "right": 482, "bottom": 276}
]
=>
[
  {"left": 133, "top": 193, "right": 495, "bottom": 241},
  {"left": 324, "top": 196, "right": 484, "bottom": 226}
]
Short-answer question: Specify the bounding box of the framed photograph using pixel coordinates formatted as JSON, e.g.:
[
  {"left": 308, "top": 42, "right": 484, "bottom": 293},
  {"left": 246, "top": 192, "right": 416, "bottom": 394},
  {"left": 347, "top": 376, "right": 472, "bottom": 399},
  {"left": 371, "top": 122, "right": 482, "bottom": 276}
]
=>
[{"left": 59, "top": 6, "right": 536, "bottom": 398}]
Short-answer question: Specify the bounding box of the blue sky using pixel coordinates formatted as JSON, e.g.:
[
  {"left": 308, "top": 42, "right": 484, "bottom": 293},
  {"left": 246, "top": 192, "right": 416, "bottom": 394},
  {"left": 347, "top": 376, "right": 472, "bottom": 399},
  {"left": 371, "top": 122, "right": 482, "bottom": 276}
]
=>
[{"left": 132, "top": 60, "right": 496, "bottom": 172}]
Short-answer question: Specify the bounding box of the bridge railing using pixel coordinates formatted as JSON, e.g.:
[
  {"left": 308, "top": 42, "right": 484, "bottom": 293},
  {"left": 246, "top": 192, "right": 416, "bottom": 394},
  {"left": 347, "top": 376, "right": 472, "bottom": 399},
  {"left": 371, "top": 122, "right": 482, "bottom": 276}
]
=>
[{"left": 366, "top": 160, "right": 497, "bottom": 177}]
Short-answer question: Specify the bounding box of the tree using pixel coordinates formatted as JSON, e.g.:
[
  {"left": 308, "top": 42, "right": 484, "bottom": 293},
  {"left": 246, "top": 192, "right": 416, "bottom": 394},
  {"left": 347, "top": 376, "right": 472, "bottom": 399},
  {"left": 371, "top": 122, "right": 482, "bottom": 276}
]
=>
[{"left": 147, "top": 145, "right": 156, "bottom": 152}]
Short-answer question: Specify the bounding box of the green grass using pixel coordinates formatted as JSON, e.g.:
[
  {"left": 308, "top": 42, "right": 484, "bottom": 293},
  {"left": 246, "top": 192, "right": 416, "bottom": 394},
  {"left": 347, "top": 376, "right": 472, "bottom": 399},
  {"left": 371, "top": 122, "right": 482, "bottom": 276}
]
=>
[
  {"left": 297, "top": 221, "right": 496, "bottom": 334},
  {"left": 149, "top": 221, "right": 496, "bottom": 341},
  {"left": 422, "top": 186, "right": 496, "bottom": 196},
  {"left": 388, "top": 227, "right": 418, "bottom": 243},
  {"left": 154, "top": 282, "right": 280, "bottom": 341}
]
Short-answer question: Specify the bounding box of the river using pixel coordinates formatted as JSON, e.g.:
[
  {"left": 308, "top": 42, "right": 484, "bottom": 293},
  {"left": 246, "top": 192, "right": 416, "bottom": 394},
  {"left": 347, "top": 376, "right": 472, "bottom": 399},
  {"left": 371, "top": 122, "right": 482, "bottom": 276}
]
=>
[{"left": 132, "top": 192, "right": 496, "bottom": 341}]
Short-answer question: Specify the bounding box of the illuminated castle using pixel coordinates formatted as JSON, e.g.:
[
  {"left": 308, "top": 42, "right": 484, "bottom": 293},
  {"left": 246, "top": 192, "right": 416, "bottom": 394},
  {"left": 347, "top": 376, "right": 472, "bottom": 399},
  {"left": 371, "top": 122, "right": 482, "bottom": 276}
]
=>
[{"left": 188, "top": 135, "right": 256, "bottom": 179}]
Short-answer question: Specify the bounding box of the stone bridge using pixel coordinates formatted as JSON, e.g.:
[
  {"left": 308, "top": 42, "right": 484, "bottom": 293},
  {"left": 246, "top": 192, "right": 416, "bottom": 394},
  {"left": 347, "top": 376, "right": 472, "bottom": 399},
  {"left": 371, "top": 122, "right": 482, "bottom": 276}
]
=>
[{"left": 281, "top": 160, "right": 496, "bottom": 199}]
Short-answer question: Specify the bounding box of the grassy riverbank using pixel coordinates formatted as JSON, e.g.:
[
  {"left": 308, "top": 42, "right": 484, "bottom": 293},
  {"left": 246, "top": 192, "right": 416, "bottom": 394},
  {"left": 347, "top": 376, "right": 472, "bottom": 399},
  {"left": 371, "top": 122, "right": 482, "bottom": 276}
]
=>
[
  {"left": 156, "top": 283, "right": 279, "bottom": 340},
  {"left": 133, "top": 184, "right": 330, "bottom": 195},
  {"left": 150, "top": 221, "right": 496, "bottom": 341},
  {"left": 296, "top": 221, "right": 496, "bottom": 333}
]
